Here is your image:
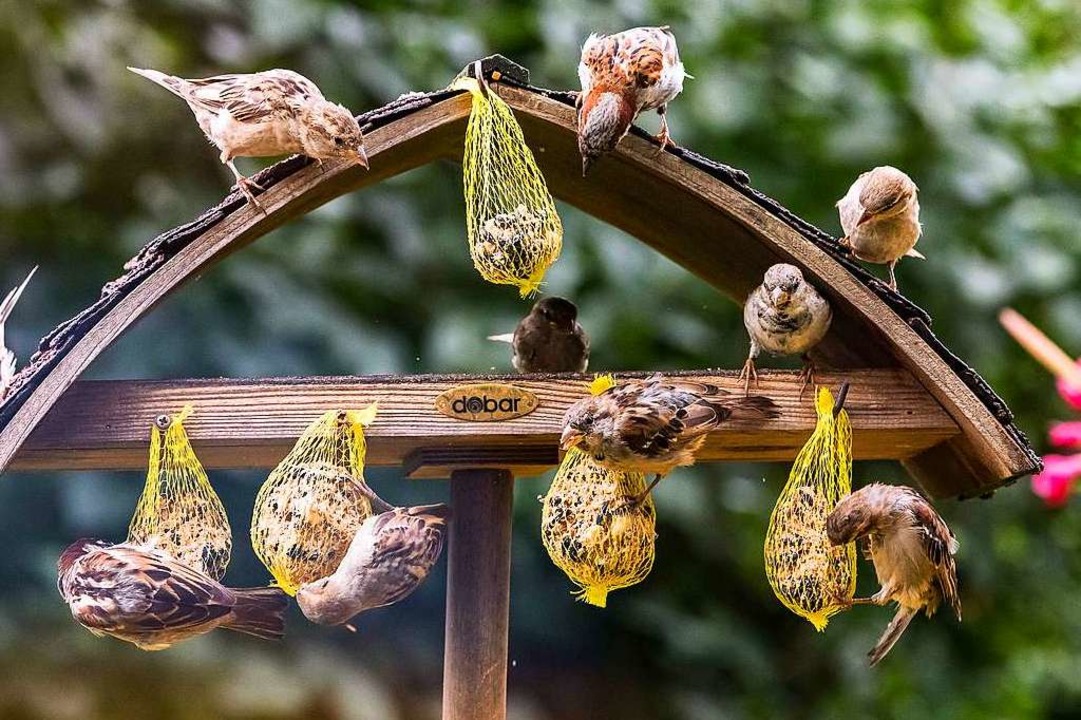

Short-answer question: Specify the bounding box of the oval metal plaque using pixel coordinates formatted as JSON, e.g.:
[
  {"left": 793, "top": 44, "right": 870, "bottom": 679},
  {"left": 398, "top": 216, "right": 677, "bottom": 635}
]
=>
[{"left": 435, "top": 383, "right": 539, "bottom": 422}]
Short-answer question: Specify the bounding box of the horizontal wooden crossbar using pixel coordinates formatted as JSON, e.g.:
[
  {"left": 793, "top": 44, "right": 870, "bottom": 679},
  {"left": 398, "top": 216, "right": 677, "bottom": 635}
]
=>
[{"left": 10, "top": 369, "right": 958, "bottom": 475}]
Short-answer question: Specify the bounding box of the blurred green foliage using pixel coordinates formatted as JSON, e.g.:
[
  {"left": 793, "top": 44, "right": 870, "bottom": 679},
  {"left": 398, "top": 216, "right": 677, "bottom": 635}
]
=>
[{"left": 0, "top": 1, "right": 1079, "bottom": 718}]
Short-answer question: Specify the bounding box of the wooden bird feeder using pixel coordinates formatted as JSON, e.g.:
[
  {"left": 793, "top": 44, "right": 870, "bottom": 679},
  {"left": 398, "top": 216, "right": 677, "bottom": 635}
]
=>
[{"left": 0, "top": 57, "right": 1039, "bottom": 720}]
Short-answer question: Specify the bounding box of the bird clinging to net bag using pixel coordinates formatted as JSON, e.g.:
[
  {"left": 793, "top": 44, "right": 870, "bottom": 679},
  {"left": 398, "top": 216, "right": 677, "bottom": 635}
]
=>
[
  {"left": 763, "top": 384, "right": 857, "bottom": 631},
  {"left": 250, "top": 406, "right": 379, "bottom": 595}
]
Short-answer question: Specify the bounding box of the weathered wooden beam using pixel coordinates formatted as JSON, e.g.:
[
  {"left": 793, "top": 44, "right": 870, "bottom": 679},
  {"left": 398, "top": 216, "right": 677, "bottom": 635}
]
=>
[
  {"left": 442, "top": 469, "right": 514, "bottom": 720},
  {"left": 8, "top": 369, "right": 958, "bottom": 473}
]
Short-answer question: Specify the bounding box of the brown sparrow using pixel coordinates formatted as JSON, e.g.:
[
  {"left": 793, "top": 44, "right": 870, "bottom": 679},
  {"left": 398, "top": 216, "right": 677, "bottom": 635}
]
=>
[
  {"left": 826, "top": 483, "right": 961, "bottom": 666},
  {"left": 296, "top": 503, "right": 450, "bottom": 626},
  {"left": 836, "top": 166, "right": 923, "bottom": 291},
  {"left": 560, "top": 374, "right": 778, "bottom": 503},
  {"left": 0, "top": 266, "right": 36, "bottom": 401},
  {"left": 577, "top": 26, "right": 687, "bottom": 174},
  {"left": 57, "top": 539, "right": 288, "bottom": 651},
  {"left": 741, "top": 264, "right": 832, "bottom": 395},
  {"left": 489, "top": 296, "right": 590, "bottom": 373},
  {"left": 128, "top": 67, "right": 368, "bottom": 206}
]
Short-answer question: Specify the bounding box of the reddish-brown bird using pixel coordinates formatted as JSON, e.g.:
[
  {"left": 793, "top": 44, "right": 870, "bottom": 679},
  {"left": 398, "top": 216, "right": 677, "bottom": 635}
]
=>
[
  {"left": 58, "top": 538, "right": 287, "bottom": 651},
  {"left": 826, "top": 483, "right": 961, "bottom": 666},
  {"left": 561, "top": 374, "right": 777, "bottom": 503},
  {"left": 576, "top": 26, "right": 688, "bottom": 174}
]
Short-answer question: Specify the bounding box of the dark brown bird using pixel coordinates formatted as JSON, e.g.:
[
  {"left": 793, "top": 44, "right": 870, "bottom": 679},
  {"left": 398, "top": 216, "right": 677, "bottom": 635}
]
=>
[
  {"left": 826, "top": 483, "right": 961, "bottom": 666},
  {"left": 489, "top": 296, "right": 590, "bottom": 373},
  {"left": 560, "top": 374, "right": 778, "bottom": 503},
  {"left": 57, "top": 538, "right": 287, "bottom": 651},
  {"left": 296, "top": 503, "right": 450, "bottom": 626}
]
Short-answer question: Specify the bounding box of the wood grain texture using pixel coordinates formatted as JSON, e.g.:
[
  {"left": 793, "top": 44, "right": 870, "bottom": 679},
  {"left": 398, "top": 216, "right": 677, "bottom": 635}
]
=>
[
  {"left": 442, "top": 469, "right": 514, "bottom": 720},
  {"left": 10, "top": 370, "right": 957, "bottom": 473}
]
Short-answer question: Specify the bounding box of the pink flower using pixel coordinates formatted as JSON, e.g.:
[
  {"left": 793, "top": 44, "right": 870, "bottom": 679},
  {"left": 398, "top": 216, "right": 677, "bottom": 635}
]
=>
[
  {"left": 1032, "top": 454, "right": 1081, "bottom": 507},
  {"left": 1057, "top": 371, "right": 1081, "bottom": 411},
  {"left": 1050, "top": 422, "right": 1081, "bottom": 448}
]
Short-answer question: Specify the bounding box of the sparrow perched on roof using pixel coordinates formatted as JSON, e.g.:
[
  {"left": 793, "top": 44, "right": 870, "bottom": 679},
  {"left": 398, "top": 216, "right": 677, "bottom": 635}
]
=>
[
  {"left": 576, "top": 26, "right": 688, "bottom": 174},
  {"left": 741, "top": 264, "right": 832, "bottom": 395},
  {"left": 296, "top": 503, "right": 451, "bottom": 627},
  {"left": 128, "top": 67, "right": 369, "bottom": 207},
  {"left": 826, "top": 483, "right": 961, "bottom": 666},
  {"left": 57, "top": 539, "right": 288, "bottom": 651},
  {"left": 0, "top": 266, "right": 37, "bottom": 401},
  {"left": 836, "top": 166, "right": 923, "bottom": 291},
  {"left": 488, "top": 296, "right": 590, "bottom": 373},
  {"left": 560, "top": 374, "right": 778, "bottom": 504}
]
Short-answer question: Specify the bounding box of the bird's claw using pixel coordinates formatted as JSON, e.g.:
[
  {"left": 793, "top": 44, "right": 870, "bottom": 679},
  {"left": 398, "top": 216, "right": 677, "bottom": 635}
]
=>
[
  {"left": 797, "top": 361, "right": 816, "bottom": 400},
  {"left": 236, "top": 177, "right": 267, "bottom": 212},
  {"left": 738, "top": 358, "right": 759, "bottom": 397}
]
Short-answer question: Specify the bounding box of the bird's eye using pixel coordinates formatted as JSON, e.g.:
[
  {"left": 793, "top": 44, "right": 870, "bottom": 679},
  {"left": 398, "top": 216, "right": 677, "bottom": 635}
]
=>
[{"left": 334, "top": 137, "right": 345, "bottom": 147}]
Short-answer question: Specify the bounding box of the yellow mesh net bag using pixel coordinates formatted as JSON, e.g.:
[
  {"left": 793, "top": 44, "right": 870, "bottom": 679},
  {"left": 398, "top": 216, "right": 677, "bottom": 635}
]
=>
[
  {"left": 764, "top": 386, "right": 856, "bottom": 630},
  {"left": 250, "top": 406, "right": 378, "bottom": 595},
  {"left": 541, "top": 376, "right": 656, "bottom": 608},
  {"left": 127, "top": 405, "right": 231, "bottom": 580},
  {"left": 450, "top": 75, "right": 563, "bottom": 297}
]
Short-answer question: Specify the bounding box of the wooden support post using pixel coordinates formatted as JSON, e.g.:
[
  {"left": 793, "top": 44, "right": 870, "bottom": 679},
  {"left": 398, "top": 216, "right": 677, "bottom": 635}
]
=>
[{"left": 443, "top": 469, "right": 514, "bottom": 720}]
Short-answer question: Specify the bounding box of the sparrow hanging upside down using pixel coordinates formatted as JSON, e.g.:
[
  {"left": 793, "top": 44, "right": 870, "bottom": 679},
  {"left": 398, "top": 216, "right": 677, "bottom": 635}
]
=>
[
  {"left": 128, "top": 67, "right": 369, "bottom": 207},
  {"left": 576, "top": 26, "right": 688, "bottom": 175},
  {"left": 296, "top": 503, "right": 451, "bottom": 627},
  {"left": 560, "top": 374, "right": 778, "bottom": 504},
  {"left": 836, "top": 166, "right": 923, "bottom": 291},
  {"left": 826, "top": 483, "right": 961, "bottom": 666},
  {"left": 489, "top": 296, "right": 590, "bottom": 373},
  {"left": 741, "top": 263, "right": 833, "bottom": 396},
  {"left": 57, "top": 539, "right": 287, "bottom": 651}
]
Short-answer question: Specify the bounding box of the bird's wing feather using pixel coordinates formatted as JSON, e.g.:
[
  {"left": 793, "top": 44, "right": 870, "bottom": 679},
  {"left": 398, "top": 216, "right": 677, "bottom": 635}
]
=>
[
  {"left": 184, "top": 70, "right": 324, "bottom": 124},
  {"left": 906, "top": 490, "right": 962, "bottom": 620},
  {"left": 79, "top": 546, "right": 235, "bottom": 632},
  {"left": 369, "top": 509, "right": 447, "bottom": 605},
  {"left": 608, "top": 377, "right": 725, "bottom": 457}
]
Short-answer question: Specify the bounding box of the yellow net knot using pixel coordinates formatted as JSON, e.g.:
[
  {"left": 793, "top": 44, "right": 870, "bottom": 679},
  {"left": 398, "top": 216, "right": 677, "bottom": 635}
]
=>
[
  {"left": 250, "top": 406, "right": 380, "bottom": 595},
  {"left": 763, "top": 386, "right": 856, "bottom": 630},
  {"left": 455, "top": 75, "right": 563, "bottom": 296},
  {"left": 128, "top": 405, "right": 231, "bottom": 580},
  {"left": 541, "top": 448, "right": 656, "bottom": 609}
]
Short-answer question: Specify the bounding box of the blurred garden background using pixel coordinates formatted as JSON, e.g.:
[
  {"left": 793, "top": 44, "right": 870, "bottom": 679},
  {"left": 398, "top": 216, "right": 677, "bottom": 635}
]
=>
[{"left": 1, "top": 1, "right": 1080, "bottom": 718}]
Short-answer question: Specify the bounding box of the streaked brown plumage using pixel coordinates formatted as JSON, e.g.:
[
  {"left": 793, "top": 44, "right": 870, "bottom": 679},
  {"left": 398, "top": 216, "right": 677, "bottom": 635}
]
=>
[
  {"left": 560, "top": 374, "right": 778, "bottom": 502},
  {"left": 296, "top": 503, "right": 450, "bottom": 626},
  {"left": 577, "top": 26, "right": 687, "bottom": 174},
  {"left": 826, "top": 483, "right": 960, "bottom": 666},
  {"left": 489, "top": 296, "right": 590, "bottom": 373},
  {"left": 57, "top": 538, "right": 287, "bottom": 651},
  {"left": 128, "top": 67, "right": 368, "bottom": 207}
]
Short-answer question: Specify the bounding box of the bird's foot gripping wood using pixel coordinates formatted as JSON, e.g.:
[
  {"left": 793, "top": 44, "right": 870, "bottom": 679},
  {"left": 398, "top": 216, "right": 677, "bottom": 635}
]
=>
[
  {"left": 738, "top": 357, "right": 759, "bottom": 397},
  {"left": 234, "top": 175, "right": 267, "bottom": 211},
  {"left": 654, "top": 109, "right": 676, "bottom": 151},
  {"left": 798, "top": 356, "right": 817, "bottom": 399},
  {"left": 886, "top": 261, "right": 899, "bottom": 292}
]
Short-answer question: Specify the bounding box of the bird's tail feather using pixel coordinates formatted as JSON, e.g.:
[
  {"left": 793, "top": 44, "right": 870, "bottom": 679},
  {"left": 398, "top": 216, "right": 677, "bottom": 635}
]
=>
[
  {"left": 868, "top": 605, "right": 918, "bottom": 667},
  {"left": 226, "top": 587, "right": 288, "bottom": 641},
  {"left": 0, "top": 266, "right": 36, "bottom": 326},
  {"left": 487, "top": 333, "right": 514, "bottom": 344},
  {"left": 408, "top": 503, "right": 452, "bottom": 524},
  {"left": 727, "top": 394, "right": 780, "bottom": 421},
  {"left": 127, "top": 67, "right": 189, "bottom": 98}
]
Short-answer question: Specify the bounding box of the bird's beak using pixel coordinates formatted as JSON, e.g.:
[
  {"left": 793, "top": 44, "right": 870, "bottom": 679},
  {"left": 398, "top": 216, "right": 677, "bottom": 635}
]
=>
[
  {"left": 353, "top": 146, "right": 369, "bottom": 169},
  {"left": 771, "top": 288, "right": 790, "bottom": 307},
  {"left": 559, "top": 427, "right": 584, "bottom": 452},
  {"left": 856, "top": 210, "right": 875, "bottom": 227}
]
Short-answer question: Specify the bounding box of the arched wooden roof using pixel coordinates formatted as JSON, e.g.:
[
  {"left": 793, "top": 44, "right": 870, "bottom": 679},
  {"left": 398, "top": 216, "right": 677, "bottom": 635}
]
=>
[{"left": 0, "top": 57, "right": 1038, "bottom": 499}]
